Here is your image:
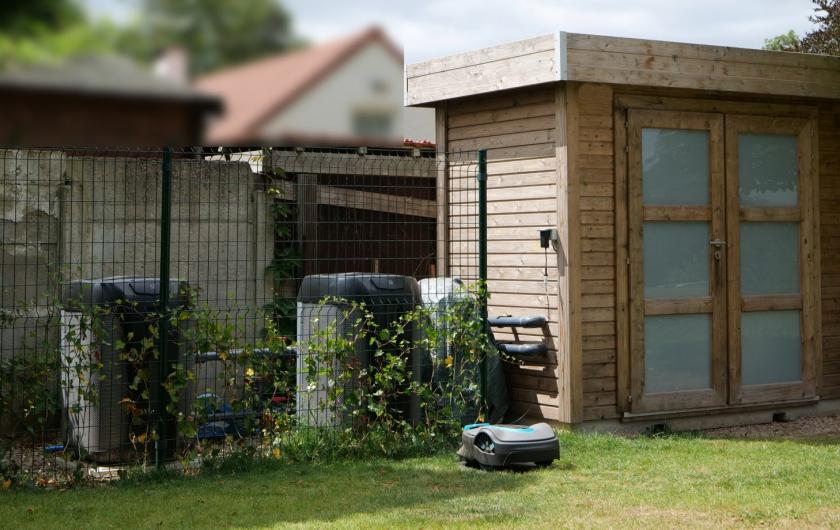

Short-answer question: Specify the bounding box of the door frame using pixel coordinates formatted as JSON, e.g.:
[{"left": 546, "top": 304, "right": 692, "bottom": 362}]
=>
[{"left": 614, "top": 94, "right": 821, "bottom": 416}]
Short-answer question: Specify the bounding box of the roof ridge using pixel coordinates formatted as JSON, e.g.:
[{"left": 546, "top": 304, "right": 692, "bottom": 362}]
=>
[{"left": 195, "top": 26, "right": 400, "bottom": 84}]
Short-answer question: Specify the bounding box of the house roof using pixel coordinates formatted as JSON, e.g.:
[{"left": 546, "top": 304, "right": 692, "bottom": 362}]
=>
[
  {"left": 406, "top": 32, "right": 840, "bottom": 106},
  {"left": 194, "top": 26, "right": 403, "bottom": 145},
  {"left": 0, "top": 54, "right": 220, "bottom": 109}
]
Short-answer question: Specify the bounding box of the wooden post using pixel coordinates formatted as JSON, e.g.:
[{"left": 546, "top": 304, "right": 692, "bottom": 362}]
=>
[
  {"left": 555, "top": 84, "right": 583, "bottom": 425},
  {"left": 435, "top": 104, "right": 449, "bottom": 277},
  {"left": 297, "top": 174, "right": 318, "bottom": 276}
]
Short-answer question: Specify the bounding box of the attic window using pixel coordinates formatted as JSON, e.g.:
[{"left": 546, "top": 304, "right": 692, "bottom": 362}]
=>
[
  {"left": 354, "top": 111, "right": 392, "bottom": 137},
  {"left": 371, "top": 79, "right": 389, "bottom": 94}
]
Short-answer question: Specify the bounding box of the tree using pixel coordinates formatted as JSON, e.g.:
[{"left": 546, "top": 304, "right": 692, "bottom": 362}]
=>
[
  {"left": 763, "top": 30, "right": 801, "bottom": 52},
  {"left": 800, "top": 0, "right": 840, "bottom": 55},
  {"left": 118, "top": 0, "right": 299, "bottom": 77},
  {"left": 1, "top": 0, "right": 84, "bottom": 36},
  {"left": 763, "top": 0, "right": 839, "bottom": 55},
  {"left": 0, "top": 0, "right": 120, "bottom": 67}
]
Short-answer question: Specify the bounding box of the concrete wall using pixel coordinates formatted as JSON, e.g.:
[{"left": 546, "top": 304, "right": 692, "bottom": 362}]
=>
[
  {"left": 1, "top": 150, "right": 275, "bottom": 362},
  {"left": 0, "top": 150, "right": 65, "bottom": 357}
]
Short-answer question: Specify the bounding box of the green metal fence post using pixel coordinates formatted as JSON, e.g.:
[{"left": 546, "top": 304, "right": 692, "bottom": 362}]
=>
[
  {"left": 156, "top": 147, "right": 173, "bottom": 467},
  {"left": 477, "top": 149, "right": 488, "bottom": 413}
]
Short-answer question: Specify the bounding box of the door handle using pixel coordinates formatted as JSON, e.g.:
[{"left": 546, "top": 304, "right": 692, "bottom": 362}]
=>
[
  {"left": 710, "top": 239, "right": 725, "bottom": 288},
  {"left": 710, "top": 239, "right": 726, "bottom": 261}
]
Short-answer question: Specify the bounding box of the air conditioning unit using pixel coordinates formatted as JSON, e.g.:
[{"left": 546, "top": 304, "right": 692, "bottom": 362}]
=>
[{"left": 295, "top": 273, "right": 420, "bottom": 427}]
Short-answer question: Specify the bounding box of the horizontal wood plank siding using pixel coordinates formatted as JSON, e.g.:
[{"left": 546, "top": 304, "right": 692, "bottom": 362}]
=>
[
  {"left": 406, "top": 36, "right": 557, "bottom": 106},
  {"left": 565, "top": 34, "right": 840, "bottom": 100},
  {"left": 446, "top": 87, "right": 561, "bottom": 421},
  {"left": 820, "top": 104, "right": 840, "bottom": 398}
]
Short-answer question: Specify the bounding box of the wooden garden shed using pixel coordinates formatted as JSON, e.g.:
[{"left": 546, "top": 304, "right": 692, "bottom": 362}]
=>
[{"left": 405, "top": 32, "right": 840, "bottom": 429}]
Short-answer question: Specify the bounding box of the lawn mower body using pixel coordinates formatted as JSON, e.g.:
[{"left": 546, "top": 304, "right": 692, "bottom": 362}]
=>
[{"left": 458, "top": 423, "right": 559, "bottom": 468}]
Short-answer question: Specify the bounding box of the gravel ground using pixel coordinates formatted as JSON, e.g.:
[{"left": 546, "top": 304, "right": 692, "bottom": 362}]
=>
[
  {"left": 2, "top": 442, "right": 91, "bottom": 488},
  {"left": 704, "top": 414, "right": 840, "bottom": 440},
  {"left": 2, "top": 436, "right": 269, "bottom": 488}
]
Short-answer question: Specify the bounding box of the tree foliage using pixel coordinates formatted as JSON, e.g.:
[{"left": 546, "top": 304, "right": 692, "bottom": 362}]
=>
[
  {"left": 0, "top": 0, "right": 299, "bottom": 75},
  {"left": 763, "top": 30, "right": 801, "bottom": 52},
  {"left": 118, "top": 0, "right": 298, "bottom": 76},
  {"left": 0, "top": 0, "right": 120, "bottom": 67},
  {"left": 801, "top": 0, "right": 840, "bottom": 54},
  {"left": 1, "top": 0, "right": 84, "bottom": 35},
  {"left": 764, "top": 0, "right": 839, "bottom": 55}
]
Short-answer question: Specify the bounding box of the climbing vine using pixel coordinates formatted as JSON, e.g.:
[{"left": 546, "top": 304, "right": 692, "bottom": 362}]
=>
[{"left": 265, "top": 169, "right": 302, "bottom": 339}]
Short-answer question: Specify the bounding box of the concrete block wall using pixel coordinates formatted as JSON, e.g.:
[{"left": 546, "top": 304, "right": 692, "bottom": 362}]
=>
[
  {"left": 1, "top": 150, "right": 275, "bottom": 363},
  {"left": 0, "top": 150, "right": 65, "bottom": 357}
]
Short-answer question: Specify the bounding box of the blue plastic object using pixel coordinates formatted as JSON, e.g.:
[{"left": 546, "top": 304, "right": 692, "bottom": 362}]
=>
[
  {"left": 463, "top": 423, "right": 535, "bottom": 433},
  {"left": 197, "top": 422, "right": 228, "bottom": 440}
]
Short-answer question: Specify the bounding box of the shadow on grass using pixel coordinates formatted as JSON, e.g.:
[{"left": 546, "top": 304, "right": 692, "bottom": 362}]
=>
[
  {"left": 636, "top": 428, "right": 840, "bottom": 447},
  {"left": 3, "top": 456, "right": 535, "bottom": 528},
  {"left": 703, "top": 434, "right": 840, "bottom": 447}
]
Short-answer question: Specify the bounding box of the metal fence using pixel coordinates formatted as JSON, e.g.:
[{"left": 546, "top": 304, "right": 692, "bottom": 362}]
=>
[{"left": 0, "top": 146, "right": 487, "bottom": 484}]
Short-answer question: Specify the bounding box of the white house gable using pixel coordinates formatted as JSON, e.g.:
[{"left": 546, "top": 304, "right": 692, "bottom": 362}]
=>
[{"left": 258, "top": 41, "right": 434, "bottom": 142}]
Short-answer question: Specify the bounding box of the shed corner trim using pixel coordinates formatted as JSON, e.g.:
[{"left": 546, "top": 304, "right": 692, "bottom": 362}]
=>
[{"left": 555, "top": 31, "right": 568, "bottom": 81}]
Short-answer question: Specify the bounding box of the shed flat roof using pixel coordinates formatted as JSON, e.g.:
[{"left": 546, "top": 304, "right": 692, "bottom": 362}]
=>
[{"left": 405, "top": 32, "right": 840, "bottom": 106}]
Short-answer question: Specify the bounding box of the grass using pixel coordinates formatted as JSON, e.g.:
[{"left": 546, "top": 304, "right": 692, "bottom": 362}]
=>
[{"left": 2, "top": 431, "right": 840, "bottom": 529}]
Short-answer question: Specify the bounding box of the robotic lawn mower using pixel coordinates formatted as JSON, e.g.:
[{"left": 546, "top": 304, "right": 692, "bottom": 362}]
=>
[{"left": 458, "top": 422, "right": 559, "bottom": 469}]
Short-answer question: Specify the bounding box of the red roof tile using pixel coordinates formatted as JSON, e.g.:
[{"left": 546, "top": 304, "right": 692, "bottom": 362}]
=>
[{"left": 194, "top": 27, "right": 402, "bottom": 145}]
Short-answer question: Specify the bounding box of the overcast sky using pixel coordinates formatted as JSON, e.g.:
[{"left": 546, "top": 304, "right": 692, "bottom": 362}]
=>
[{"left": 86, "top": 0, "right": 818, "bottom": 64}]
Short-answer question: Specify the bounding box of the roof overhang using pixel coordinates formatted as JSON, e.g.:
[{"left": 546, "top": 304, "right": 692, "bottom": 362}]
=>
[
  {"left": 0, "top": 80, "right": 222, "bottom": 113},
  {"left": 0, "top": 54, "right": 222, "bottom": 113},
  {"left": 405, "top": 32, "right": 840, "bottom": 106}
]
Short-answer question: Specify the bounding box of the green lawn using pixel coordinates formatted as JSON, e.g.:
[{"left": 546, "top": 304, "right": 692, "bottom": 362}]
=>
[{"left": 2, "top": 432, "right": 840, "bottom": 529}]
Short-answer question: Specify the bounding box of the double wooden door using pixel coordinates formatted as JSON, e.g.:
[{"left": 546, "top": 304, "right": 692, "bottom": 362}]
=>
[{"left": 627, "top": 109, "right": 817, "bottom": 413}]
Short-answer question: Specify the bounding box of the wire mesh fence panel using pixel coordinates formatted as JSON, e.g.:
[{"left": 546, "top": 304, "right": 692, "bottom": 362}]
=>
[{"left": 0, "top": 146, "right": 489, "bottom": 485}]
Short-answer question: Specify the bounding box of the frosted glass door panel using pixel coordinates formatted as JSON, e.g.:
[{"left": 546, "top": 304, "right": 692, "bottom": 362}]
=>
[
  {"left": 644, "top": 314, "right": 712, "bottom": 394},
  {"left": 739, "top": 134, "right": 798, "bottom": 207},
  {"left": 742, "top": 310, "right": 801, "bottom": 385},
  {"left": 740, "top": 222, "right": 800, "bottom": 295},
  {"left": 642, "top": 128, "right": 710, "bottom": 205},
  {"left": 644, "top": 222, "right": 710, "bottom": 299}
]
